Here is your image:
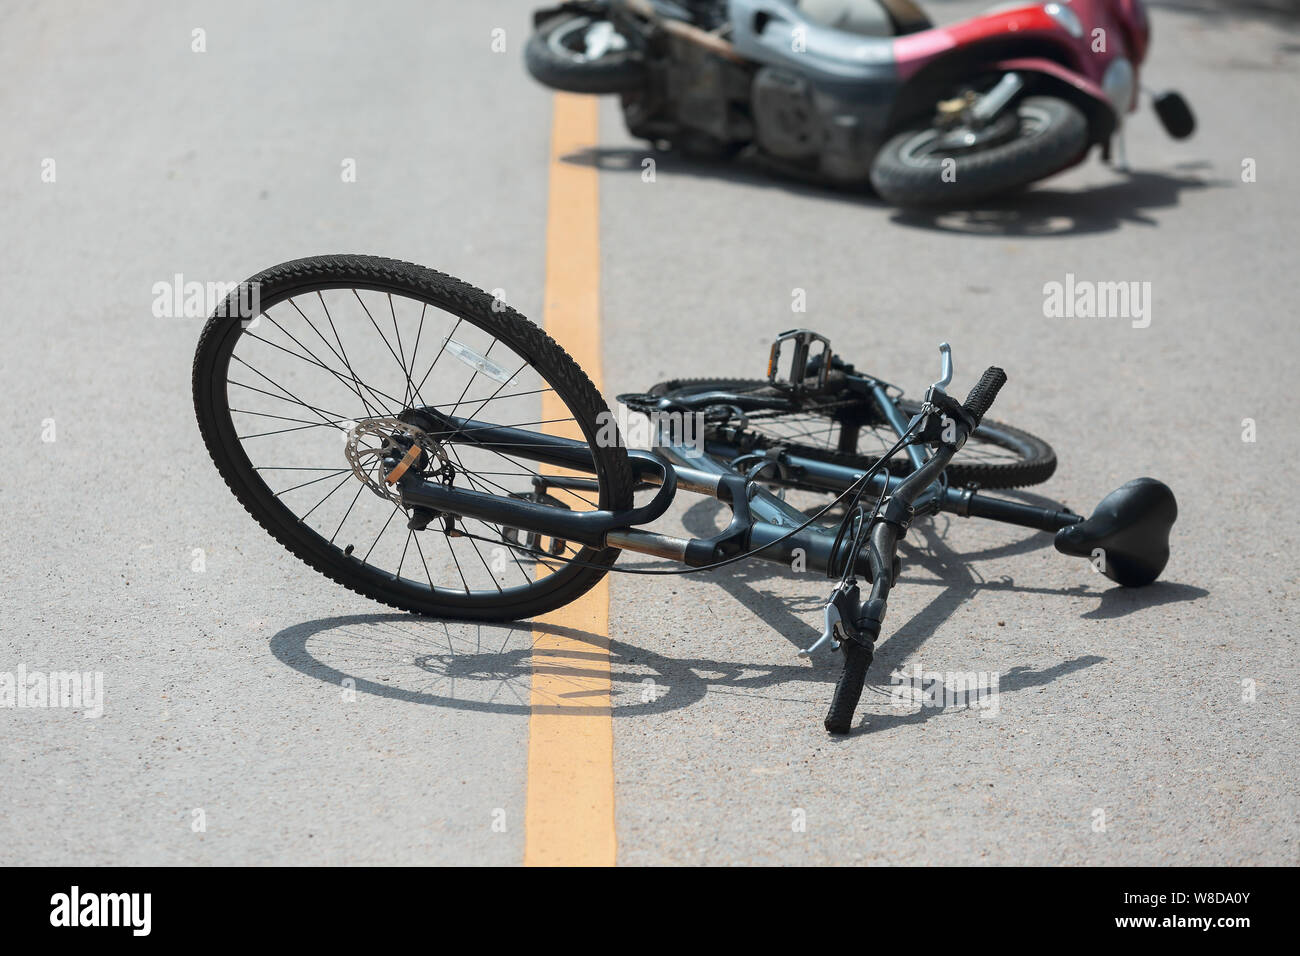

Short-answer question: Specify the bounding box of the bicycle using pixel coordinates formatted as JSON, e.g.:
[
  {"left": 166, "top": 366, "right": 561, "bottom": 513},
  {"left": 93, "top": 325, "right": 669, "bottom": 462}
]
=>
[{"left": 193, "top": 254, "right": 1177, "bottom": 733}]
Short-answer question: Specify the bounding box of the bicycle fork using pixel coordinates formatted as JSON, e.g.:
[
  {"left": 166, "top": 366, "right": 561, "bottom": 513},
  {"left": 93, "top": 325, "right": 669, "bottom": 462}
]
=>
[
  {"left": 821, "top": 508, "right": 906, "bottom": 733},
  {"left": 820, "top": 360, "right": 1009, "bottom": 734}
]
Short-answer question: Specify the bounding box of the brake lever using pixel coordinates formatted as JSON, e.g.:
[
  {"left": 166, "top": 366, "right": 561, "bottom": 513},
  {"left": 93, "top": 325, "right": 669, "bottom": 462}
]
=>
[
  {"left": 799, "top": 581, "right": 861, "bottom": 656},
  {"left": 931, "top": 341, "right": 953, "bottom": 392},
  {"left": 800, "top": 601, "right": 842, "bottom": 657}
]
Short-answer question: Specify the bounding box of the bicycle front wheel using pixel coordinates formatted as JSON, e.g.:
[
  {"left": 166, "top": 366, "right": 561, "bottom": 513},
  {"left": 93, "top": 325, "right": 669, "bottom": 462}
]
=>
[{"left": 193, "top": 255, "right": 634, "bottom": 620}]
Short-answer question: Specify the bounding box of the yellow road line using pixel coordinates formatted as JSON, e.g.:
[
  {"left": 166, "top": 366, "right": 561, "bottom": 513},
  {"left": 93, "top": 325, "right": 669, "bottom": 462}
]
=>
[{"left": 524, "top": 93, "right": 617, "bottom": 868}]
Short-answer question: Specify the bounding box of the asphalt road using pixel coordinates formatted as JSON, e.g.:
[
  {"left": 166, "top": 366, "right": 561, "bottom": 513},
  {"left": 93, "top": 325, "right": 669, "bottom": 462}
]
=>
[{"left": 2, "top": 0, "right": 1297, "bottom": 865}]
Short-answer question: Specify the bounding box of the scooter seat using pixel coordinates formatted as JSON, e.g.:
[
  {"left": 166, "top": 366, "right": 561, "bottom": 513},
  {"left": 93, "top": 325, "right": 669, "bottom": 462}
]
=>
[
  {"left": 980, "top": 2, "right": 1033, "bottom": 15},
  {"left": 794, "top": 0, "right": 932, "bottom": 37}
]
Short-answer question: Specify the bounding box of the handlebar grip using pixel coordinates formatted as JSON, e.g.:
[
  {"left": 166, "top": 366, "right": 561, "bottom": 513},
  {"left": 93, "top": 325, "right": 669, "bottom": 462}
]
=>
[
  {"left": 962, "top": 367, "right": 1007, "bottom": 427},
  {"left": 824, "top": 640, "right": 873, "bottom": 734}
]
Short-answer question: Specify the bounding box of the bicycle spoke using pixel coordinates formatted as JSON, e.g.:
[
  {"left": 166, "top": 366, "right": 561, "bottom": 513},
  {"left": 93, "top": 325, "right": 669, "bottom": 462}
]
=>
[
  {"left": 411, "top": 529, "right": 436, "bottom": 591},
  {"left": 395, "top": 528, "right": 414, "bottom": 581},
  {"left": 314, "top": 291, "right": 394, "bottom": 418},
  {"left": 256, "top": 465, "right": 353, "bottom": 472},
  {"left": 388, "top": 294, "right": 409, "bottom": 403},
  {"left": 228, "top": 380, "right": 349, "bottom": 421},
  {"left": 353, "top": 290, "right": 423, "bottom": 405},
  {"left": 446, "top": 337, "right": 499, "bottom": 420},
  {"left": 330, "top": 482, "right": 367, "bottom": 544},
  {"left": 411, "top": 321, "right": 462, "bottom": 400},
  {"left": 280, "top": 299, "right": 392, "bottom": 419},
  {"left": 299, "top": 472, "right": 355, "bottom": 522},
  {"left": 232, "top": 408, "right": 349, "bottom": 428},
  {"left": 445, "top": 533, "right": 471, "bottom": 595},
  {"left": 237, "top": 420, "right": 352, "bottom": 441},
  {"left": 273, "top": 468, "right": 353, "bottom": 497},
  {"left": 241, "top": 326, "right": 396, "bottom": 418},
  {"left": 363, "top": 503, "right": 402, "bottom": 564},
  {"left": 406, "top": 303, "right": 428, "bottom": 407},
  {"left": 229, "top": 354, "right": 347, "bottom": 431}
]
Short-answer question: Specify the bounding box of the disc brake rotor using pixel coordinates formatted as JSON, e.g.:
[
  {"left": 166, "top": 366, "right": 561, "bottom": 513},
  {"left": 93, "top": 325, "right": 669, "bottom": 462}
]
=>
[{"left": 344, "top": 416, "right": 450, "bottom": 504}]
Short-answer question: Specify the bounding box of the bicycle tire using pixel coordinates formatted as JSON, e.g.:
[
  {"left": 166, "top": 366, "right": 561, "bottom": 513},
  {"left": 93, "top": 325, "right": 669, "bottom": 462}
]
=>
[{"left": 193, "top": 254, "right": 635, "bottom": 620}]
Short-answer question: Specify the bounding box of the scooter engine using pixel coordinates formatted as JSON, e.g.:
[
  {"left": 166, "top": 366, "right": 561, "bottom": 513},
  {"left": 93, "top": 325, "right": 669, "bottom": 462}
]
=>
[{"left": 751, "top": 67, "right": 821, "bottom": 161}]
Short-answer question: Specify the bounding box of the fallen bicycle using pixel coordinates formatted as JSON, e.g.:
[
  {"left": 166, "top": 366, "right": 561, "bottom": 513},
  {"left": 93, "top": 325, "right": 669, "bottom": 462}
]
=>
[{"left": 194, "top": 255, "right": 1177, "bottom": 732}]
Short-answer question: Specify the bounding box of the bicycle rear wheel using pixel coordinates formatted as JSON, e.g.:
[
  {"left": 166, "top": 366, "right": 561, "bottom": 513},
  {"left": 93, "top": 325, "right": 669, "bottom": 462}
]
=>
[
  {"left": 193, "top": 255, "right": 634, "bottom": 620},
  {"left": 648, "top": 378, "right": 1055, "bottom": 489}
]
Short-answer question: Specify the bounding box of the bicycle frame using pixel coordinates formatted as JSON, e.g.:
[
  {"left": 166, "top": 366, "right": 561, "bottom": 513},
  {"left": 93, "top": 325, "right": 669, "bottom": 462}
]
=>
[{"left": 396, "top": 380, "right": 1084, "bottom": 578}]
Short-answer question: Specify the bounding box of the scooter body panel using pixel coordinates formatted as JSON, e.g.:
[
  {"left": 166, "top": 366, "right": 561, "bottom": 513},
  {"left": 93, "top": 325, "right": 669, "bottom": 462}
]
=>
[{"left": 729, "top": 0, "right": 902, "bottom": 88}]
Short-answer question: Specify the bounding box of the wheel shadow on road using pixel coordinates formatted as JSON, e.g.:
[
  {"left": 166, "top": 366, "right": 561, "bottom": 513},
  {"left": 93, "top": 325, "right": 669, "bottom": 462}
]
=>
[
  {"left": 889, "top": 168, "right": 1227, "bottom": 237},
  {"left": 563, "top": 146, "right": 1224, "bottom": 237},
  {"left": 268, "top": 609, "right": 1093, "bottom": 726},
  {"left": 270, "top": 611, "right": 841, "bottom": 719}
]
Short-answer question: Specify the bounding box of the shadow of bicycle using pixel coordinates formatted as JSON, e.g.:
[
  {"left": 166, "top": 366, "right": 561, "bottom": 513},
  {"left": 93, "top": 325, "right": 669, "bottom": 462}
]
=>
[
  {"left": 670, "top": 490, "right": 1208, "bottom": 732},
  {"left": 270, "top": 612, "right": 845, "bottom": 718},
  {"left": 269, "top": 486, "right": 1205, "bottom": 732}
]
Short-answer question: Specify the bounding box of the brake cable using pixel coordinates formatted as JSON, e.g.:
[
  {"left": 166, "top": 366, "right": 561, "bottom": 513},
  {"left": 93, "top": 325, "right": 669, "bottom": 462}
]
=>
[{"left": 828, "top": 473, "right": 890, "bottom": 585}]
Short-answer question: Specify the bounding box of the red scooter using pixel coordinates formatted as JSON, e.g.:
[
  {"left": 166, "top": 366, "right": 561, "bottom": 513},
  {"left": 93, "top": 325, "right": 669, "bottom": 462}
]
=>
[{"left": 525, "top": 0, "right": 1195, "bottom": 205}]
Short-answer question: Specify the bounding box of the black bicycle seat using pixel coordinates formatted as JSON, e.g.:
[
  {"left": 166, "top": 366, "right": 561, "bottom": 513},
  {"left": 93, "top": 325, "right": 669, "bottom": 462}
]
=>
[{"left": 1053, "top": 477, "right": 1177, "bottom": 587}]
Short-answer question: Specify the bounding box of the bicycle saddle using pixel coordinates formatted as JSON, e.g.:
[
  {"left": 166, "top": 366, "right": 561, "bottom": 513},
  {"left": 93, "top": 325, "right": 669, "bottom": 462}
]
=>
[{"left": 1053, "top": 478, "right": 1177, "bottom": 587}]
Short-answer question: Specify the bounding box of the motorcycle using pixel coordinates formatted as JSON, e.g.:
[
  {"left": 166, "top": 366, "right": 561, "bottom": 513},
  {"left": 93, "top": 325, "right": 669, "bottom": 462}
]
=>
[{"left": 524, "top": 0, "right": 1195, "bottom": 205}]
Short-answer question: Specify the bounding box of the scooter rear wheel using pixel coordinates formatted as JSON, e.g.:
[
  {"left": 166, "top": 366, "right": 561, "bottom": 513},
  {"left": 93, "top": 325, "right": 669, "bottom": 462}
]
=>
[
  {"left": 525, "top": 12, "right": 648, "bottom": 94},
  {"left": 870, "top": 95, "right": 1089, "bottom": 206}
]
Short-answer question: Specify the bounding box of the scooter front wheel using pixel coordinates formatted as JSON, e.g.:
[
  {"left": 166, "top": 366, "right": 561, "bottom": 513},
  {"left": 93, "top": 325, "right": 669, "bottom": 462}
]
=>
[{"left": 870, "top": 95, "right": 1088, "bottom": 206}]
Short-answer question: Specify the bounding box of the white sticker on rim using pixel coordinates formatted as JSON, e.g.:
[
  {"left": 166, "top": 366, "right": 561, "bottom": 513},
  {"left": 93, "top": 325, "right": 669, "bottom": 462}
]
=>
[{"left": 444, "top": 340, "right": 514, "bottom": 384}]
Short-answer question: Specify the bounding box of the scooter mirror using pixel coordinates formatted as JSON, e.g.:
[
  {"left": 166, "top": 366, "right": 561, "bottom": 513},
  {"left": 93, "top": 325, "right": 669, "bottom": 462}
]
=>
[{"left": 1154, "top": 91, "right": 1195, "bottom": 140}]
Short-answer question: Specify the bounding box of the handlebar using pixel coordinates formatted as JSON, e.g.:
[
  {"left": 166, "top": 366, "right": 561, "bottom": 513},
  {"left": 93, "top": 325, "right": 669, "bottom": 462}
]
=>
[
  {"left": 962, "top": 366, "right": 1007, "bottom": 429},
  {"left": 824, "top": 362, "right": 1007, "bottom": 734}
]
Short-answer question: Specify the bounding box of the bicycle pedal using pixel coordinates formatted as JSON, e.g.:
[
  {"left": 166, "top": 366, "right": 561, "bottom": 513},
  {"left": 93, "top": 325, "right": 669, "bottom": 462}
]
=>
[{"left": 768, "top": 329, "right": 832, "bottom": 395}]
